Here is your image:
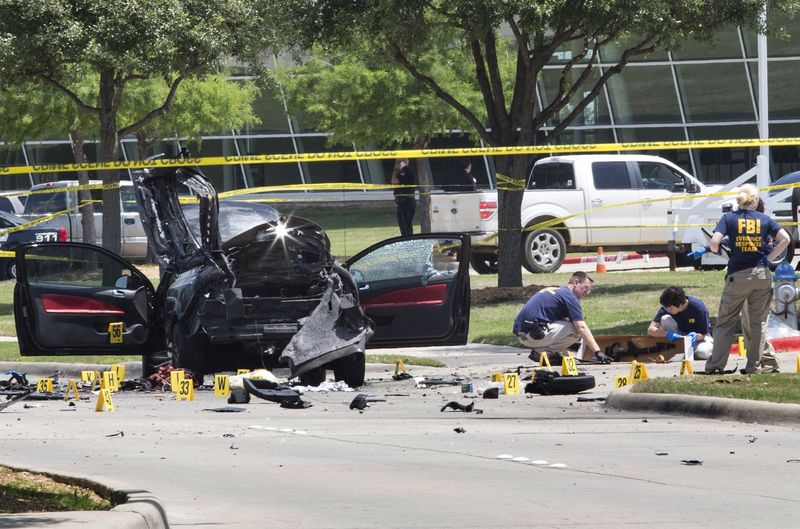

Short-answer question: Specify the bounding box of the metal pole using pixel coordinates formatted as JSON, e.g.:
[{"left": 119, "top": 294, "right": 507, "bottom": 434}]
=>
[{"left": 757, "top": 6, "right": 770, "bottom": 190}]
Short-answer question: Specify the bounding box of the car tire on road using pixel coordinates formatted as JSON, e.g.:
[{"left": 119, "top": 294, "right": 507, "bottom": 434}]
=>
[
  {"left": 333, "top": 353, "right": 366, "bottom": 388},
  {"left": 169, "top": 321, "right": 208, "bottom": 383},
  {"left": 525, "top": 370, "right": 595, "bottom": 395},
  {"left": 522, "top": 228, "right": 566, "bottom": 274}
]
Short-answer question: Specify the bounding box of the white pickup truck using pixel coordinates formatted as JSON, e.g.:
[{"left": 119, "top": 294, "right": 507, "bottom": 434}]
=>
[
  {"left": 431, "top": 154, "right": 724, "bottom": 273},
  {"left": 21, "top": 180, "right": 148, "bottom": 259}
]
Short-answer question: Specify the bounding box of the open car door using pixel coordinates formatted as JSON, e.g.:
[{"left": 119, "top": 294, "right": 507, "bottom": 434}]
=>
[
  {"left": 344, "top": 234, "right": 470, "bottom": 348},
  {"left": 14, "top": 242, "right": 161, "bottom": 356}
]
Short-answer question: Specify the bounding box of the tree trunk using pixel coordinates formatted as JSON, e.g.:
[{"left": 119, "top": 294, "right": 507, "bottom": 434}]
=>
[
  {"left": 99, "top": 69, "right": 121, "bottom": 255},
  {"left": 494, "top": 155, "right": 528, "bottom": 288},
  {"left": 69, "top": 129, "right": 97, "bottom": 246},
  {"left": 413, "top": 134, "right": 432, "bottom": 233}
]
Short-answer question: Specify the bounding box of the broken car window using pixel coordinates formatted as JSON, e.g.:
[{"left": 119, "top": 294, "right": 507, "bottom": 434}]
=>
[{"left": 350, "top": 238, "right": 461, "bottom": 283}]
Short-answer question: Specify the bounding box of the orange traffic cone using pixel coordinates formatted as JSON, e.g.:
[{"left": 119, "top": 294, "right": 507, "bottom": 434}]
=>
[{"left": 596, "top": 247, "right": 606, "bottom": 273}]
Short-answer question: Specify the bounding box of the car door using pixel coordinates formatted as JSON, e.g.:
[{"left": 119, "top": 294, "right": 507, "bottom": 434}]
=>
[
  {"left": 344, "top": 234, "right": 470, "bottom": 348},
  {"left": 587, "top": 161, "right": 642, "bottom": 245},
  {"left": 635, "top": 160, "right": 699, "bottom": 243},
  {"left": 14, "top": 242, "right": 160, "bottom": 356}
]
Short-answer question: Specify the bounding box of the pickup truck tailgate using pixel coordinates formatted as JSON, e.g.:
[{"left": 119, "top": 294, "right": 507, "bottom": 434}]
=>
[{"left": 431, "top": 193, "right": 486, "bottom": 232}]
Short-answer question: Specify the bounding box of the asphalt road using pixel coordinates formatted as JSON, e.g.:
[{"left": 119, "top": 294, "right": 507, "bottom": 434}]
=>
[{"left": 3, "top": 345, "right": 800, "bottom": 529}]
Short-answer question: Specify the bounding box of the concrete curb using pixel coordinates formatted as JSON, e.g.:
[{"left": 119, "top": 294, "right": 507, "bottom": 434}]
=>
[
  {"left": 606, "top": 389, "right": 800, "bottom": 426},
  {"left": 0, "top": 464, "right": 169, "bottom": 529},
  {"left": 0, "top": 360, "right": 142, "bottom": 380}
]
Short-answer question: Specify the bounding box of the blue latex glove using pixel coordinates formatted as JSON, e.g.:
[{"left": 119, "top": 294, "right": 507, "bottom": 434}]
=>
[
  {"left": 666, "top": 331, "right": 683, "bottom": 342},
  {"left": 687, "top": 331, "right": 698, "bottom": 347},
  {"left": 687, "top": 247, "right": 708, "bottom": 260}
]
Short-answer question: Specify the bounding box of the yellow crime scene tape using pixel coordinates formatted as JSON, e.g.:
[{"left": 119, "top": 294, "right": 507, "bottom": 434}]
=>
[
  {"left": 3, "top": 136, "right": 800, "bottom": 176},
  {"left": 2, "top": 138, "right": 800, "bottom": 248}
]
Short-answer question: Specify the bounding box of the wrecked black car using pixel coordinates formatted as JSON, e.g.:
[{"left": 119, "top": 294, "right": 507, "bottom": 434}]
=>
[{"left": 12, "top": 165, "right": 471, "bottom": 387}]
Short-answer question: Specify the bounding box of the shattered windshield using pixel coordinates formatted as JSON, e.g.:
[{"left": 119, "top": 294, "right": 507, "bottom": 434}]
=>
[
  {"left": 349, "top": 238, "right": 461, "bottom": 283},
  {"left": 182, "top": 200, "right": 281, "bottom": 242}
]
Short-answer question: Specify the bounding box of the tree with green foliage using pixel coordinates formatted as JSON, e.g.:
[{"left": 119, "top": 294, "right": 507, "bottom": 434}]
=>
[
  {"left": 0, "top": 70, "right": 99, "bottom": 244},
  {"left": 120, "top": 74, "right": 261, "bottom": 159},
  {"left": 0, "top": 0, "right": 264, "bottom": 253},
  {"left": 278, "top": 43, "right": 484, "bottom": 232},
  {"left": 263, "top": 0, "right": 799, "bottom": 286}
]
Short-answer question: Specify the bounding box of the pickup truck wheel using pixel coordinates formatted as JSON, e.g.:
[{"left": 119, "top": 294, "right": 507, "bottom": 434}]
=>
[
  {"left": 169, "top": 321, "right": 208, "bottom": 384},
  {"left": 522, "top": 229, "right": 566, "bottom": 273},
  {"left": 469, "top": 255, "right": 498, "bottom": 274},
  {"left": 5, "top": 260, "right": 16, "bottom": 280}
]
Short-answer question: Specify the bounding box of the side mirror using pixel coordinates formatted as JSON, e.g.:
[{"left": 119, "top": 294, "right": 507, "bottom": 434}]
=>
[{"left": 686, "top": 180, "right": 700, "bottom": 194}]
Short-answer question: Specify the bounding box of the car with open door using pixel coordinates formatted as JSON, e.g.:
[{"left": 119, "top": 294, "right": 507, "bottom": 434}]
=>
[{"left": 13, "top": 163, "right": 471, "bottom": 388}]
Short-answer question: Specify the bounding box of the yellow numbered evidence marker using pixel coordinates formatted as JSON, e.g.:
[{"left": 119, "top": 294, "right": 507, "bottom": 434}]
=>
[
  {"left": 614, "top": 375, "right": 630, "bottom": 388},
  {"left": 170, "top": 369, "right": 185, "bottom": 388},
  {"left": 237, "top": 368, "right": 251, "bottom": 375},
  {"left": 538, "top": 352, "right": 552, "bottom": 369},
  {"left": 64, "top": 380, "right": 80, "bottom": 401},
  {"left": 491, "top": 372, "right": 503, "bottom": 382},
  {"left": 214, "top": 374, "right": 231, "bottom": 398},
  {"left": 81, "top": 370, "right": 98, "bottom": 383},
  {"left": 108, "top": 322, "right": 123, "bottom": 344},
  {"left": 176, "top": 377, "right": 194, "bottom": 401},
  {"left": 36, "top": 378, "right": 53, "bottom": 393},
  {"left": 629, "top": 361, "right": 650, "bottom": 383},
  {"left": 503, "top": 373, "right": 520, "bottom": 395},
  {"left": 111, "top": 364, "right": 126, "bottom": 382},
  {"left": 95, "top": 388, "right": 115, "bottom": 412},
  {"left": 679, "top": 359, "right": 694, "bottom": 376},
  {"left": 102, "top": 371, "right": 119, "bottom": 392},
  {"left": 561, "top": 356, "right": 578, "bottom": 376}
]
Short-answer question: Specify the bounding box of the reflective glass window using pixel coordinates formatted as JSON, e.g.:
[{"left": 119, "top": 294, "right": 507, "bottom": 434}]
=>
[
  {"left": 672, "top": 28, "right": 743, "bottom": 60},
  {"left": 528, "top": 163, "right": 576, "bottom": 190},
  {"left": 295, "top": 136, "right": 360, "bottom": 184},
  {"left": 742, "top": 13, "right": 800, "bottom": 57},
  {"left": 768, "top": 124, "right": 800, "bottom": 178},
  {"left": 616, "top": 128, "right": 692, "bottom": 173},
  {"left": 0, "top": 145, "right": 33, "bottom": 190},
  {"left": 25, "top": 143, "right": 75, "bottom": 184},
  {"left": 606, "top": 65, "right": 682, "bottom": 124},
  {"left": 426, "top": 135, "right": 488, "bottom": 188},
  {"left": 602, "top": 36, "right": 668, "bottom": 62},
  {"left": 747, "top": 61, "right": 800, "bottom": 120},
  {"left": 675, "top": 63, "right": 755, "bottom": 121},
  {"left": 688, "top": 125, "right": 759, "bottom": 184},
  {"left": 539, "top": 68, "right": 611, "bottom": 126},
  {"left": 548, "top": 128, "right": 615, "bottom": 146},
  {"left": 247, "top": 89, "right": 292, "bottom": 134},
  {"left": 236, "top": 136, "right": 302, "bottom": 187},
  {"left": 592, "top": 161, "right": 632, "bottom": 189},
  {"left": 183, "top": 138, "right": 243, "bottom": 192}
]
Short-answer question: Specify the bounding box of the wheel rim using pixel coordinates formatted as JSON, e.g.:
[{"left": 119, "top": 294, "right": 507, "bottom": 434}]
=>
[
  {"left": 529, "top": 232, "right": 561, "bottom": 267},
  {"left": 8, "top": 263, "right": 15, "bottom": 279}
]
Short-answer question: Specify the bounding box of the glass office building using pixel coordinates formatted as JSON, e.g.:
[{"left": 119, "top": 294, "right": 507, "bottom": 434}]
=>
[{"left": 2, "top": 21, "right": 800, "bottom": 193}]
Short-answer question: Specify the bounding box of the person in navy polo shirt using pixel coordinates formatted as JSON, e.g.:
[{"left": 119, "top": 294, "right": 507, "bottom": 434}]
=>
[
  {"left": 513, "top": 271, "right": 611, "bottom": 363},
  {"left": 704, "top": 184, "right": 790, "bottom": 374},
  {"left": 647, "top": 286, "right": 713, "bottom": 360}
]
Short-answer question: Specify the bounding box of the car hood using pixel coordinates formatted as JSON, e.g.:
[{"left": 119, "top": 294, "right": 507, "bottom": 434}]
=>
[
  {"left": 132, "top": 166, "right": 229, "bottom": 275},
  {"left": 222, "top": 215, "right": 333, "bottom": 289}
]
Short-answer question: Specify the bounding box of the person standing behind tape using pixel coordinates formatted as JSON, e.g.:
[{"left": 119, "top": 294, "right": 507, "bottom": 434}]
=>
[
  {"left": 703, "top": 184, "right": 790, "bottom": 374},
  {"left": 647, "top": 286, "right": 713, "bottom": 360},
  {"left": 390, "top": 158, "right": 416, "bottom": 236},
  {"left": 513, "top": 271, "right": 611, "bottom": 363}
]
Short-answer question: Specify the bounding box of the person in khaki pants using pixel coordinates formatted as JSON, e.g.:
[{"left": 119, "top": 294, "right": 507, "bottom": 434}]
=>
[{"left": 704, "top": 184, "right": 791, "bottom": 374}]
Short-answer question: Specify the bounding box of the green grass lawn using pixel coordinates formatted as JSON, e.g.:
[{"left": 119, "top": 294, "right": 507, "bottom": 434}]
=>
[
  {"left": 631, "top": 373, "right": 800, "bottom": 404},
  {"left": 468, "top": 269, "right": 727, "bottom": 347}
]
